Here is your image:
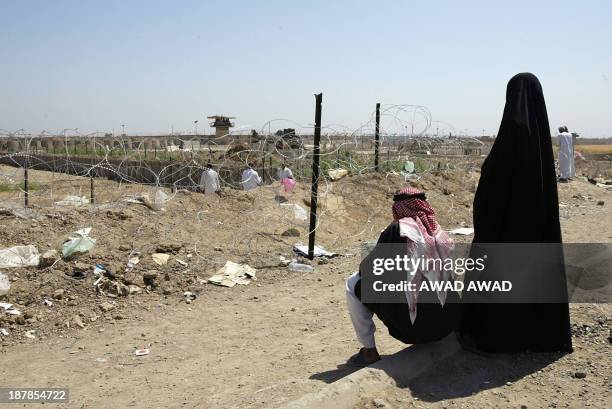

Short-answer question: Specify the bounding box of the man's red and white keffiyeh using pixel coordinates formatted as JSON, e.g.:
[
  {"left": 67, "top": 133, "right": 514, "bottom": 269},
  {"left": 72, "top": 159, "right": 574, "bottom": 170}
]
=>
[{"left": 392, "top": 187, "right": 454, "bottom": 323}]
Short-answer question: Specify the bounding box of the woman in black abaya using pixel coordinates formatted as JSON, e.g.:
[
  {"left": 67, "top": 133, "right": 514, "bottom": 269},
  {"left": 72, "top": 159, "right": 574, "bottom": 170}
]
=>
[{"left": 460, "top": 73, "right": 573, "bottom": 353}]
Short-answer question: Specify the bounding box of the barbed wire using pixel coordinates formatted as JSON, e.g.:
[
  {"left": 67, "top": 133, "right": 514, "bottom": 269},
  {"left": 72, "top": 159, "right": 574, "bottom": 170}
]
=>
[{"left": 0, "top": 105, "right": 491, "bottom": 265}]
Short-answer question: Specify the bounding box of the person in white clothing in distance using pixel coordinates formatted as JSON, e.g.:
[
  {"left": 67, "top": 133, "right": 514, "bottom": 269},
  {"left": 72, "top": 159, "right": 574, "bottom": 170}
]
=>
[{"left": 242, "top": 163, "right": 262, "bottom": 190}]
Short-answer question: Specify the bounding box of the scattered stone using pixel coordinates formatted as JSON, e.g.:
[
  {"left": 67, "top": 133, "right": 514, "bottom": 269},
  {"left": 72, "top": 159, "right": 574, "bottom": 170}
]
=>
[
  {"left": 573, "top": 371, "right": 587, "bottom": 379},
  {"left": 98, "top": 302, "right": 115, "bottom": 312},
  {"left": 53, "top": 289, "right": 65, "bottom": 300},
  {"left": 40, "top": 250, "right": 59, "bottom": 268},
  {"left": 73, "top": 315, "right": 85, "bottom": 329},
  {"left": 373, "top": 398, "right": 387, "bottom": 408},
  {"left": 118, "top": 244, "right": 131, "bottom": 251},
  {"left": 155, "top": 243, "right": 182, "bottom": 254},
  {"left": 597, "top": 200, "right": 605, "bottom": 206},
  {"left": 123, "top": 272, "right": 144, "bottom": 287},
  {"left": 128, "top": 285, "right": 142, "bottom": 295},
  {"left": 281, "top": 228, "right": 300, "bottom": 237},
  {"left": 143, "top": 271, "right": 158, "bottom": 287}
]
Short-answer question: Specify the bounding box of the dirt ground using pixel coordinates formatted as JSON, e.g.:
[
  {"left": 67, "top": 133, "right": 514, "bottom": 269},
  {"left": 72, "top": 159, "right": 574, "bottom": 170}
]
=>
[{"left": 0, "top": 161, "right": 610, "bottom": 408}]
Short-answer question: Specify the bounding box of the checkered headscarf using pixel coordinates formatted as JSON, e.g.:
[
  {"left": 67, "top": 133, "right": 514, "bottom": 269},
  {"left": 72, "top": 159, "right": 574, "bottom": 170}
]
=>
[{"left": 392, "top": 187, "right": 439, "bottom": 235}]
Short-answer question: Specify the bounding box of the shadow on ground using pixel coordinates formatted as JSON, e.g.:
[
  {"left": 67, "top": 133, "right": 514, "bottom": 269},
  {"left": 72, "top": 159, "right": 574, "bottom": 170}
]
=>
[{"left": 309, "top": 338, "right": 565, "bottom": 403}]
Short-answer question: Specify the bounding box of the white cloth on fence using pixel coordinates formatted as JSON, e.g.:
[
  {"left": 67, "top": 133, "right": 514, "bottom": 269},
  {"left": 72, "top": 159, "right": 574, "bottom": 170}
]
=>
[
  {"left": 241, "top": 168, "right": 262, "bottom": 190},
  {"left": 558, "top": 131, "right": 575, "bottom": 179}
]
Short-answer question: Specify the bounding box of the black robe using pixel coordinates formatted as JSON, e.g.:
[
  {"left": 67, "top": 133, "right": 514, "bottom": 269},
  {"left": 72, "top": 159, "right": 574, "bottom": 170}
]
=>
[
  {"left": 355, "top": 222, "right": 461, "bottom": 344},
  {"left": 459, "top": 73, "right": 573, "bottom": 353}
]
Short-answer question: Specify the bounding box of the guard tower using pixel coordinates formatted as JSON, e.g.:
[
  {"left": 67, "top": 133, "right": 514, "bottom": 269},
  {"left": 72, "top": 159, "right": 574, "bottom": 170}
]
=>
[{"left": 208, "top": 115, "right": 235, "bottom": 139}]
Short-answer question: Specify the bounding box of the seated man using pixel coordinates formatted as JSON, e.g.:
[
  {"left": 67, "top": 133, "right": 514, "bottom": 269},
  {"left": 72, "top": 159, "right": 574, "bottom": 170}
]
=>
[{"left": 346, "top": 187, "right": 461, "bottom": 366}]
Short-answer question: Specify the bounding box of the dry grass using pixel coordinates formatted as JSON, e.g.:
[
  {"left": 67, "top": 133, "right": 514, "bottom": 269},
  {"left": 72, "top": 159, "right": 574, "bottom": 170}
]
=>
[{"left": 575, "top": 144, "right": 612, "bottom": 154}]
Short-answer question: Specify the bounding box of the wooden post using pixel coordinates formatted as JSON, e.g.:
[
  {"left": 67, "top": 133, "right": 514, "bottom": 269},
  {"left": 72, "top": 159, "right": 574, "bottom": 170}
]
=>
[{"left": 308, "top": 93, "right": 323, "bottom": 260}]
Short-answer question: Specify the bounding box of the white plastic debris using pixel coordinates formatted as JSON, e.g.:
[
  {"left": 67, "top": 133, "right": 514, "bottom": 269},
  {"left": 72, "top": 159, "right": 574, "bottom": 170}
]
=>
[
  {"left": 0, "top": 272, "right": 10, "bottom": 296},
  {"left": 54, "top": 195, "right": 90, "bottom": 207},
  {"left": 0, "top": 302, "right": 21, "bottom": 315},
  {"left": 280, "top": 203, "right": 308, "bottom": 221},
  {"left": 208, "top": 261, "right": 256, "bottom": 288},
  {"left": 43, "top": 298, "right": 54, "bottom": 307},
  {"left": 448, "top": 227, "right": 475, "bottom": 236},
  {"left": 288, "top": 261, "right": 314, "bottom": 273},
  {"left": 293, "top": 244, "right": 336, "bottom": 258},
  {"left": 62, "top": 228, "right": 96, "bottom": 258},
  {"left": 135, "top": 347, "right": 150, "bottom": 356},
  {"left": 328, "top": 168, "right": 348, "bottom": 181},
  {"left": 152, "top": 253, "right": 170, "bottom": 266},
  {"left": 0, "top": 328, "right": 9, "bottom": 336},
  {"left": 24, "top": 330, "right": 36, "bottom": 339},
  {"left": 0, "top": 245, "right": 40, "bottom": 268}
]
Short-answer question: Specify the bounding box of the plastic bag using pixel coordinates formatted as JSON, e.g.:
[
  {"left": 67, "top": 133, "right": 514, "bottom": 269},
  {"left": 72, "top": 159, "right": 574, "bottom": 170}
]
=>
[
  {"left": 0, "top": 272, "right": 10, "bottom": 296},
  {"left": 0, "top": 245, "right": 40, "bottom": 268},
  {"left": 62, "top": 228, "right": 96, "bottom": 258}
]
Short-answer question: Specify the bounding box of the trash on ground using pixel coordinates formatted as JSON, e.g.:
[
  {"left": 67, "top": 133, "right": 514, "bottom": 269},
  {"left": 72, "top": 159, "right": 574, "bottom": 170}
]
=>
[
  {"left": 93, "top": 263, "right": 106, "bottom": 276},
  {"left": 0, "top": 245, "right": 40, "bottom": 268},
  {"left": 288, "top": 261, "right": 314, "bottom": 273},
  {"left": 208, "top": 261, "right": 256, "bottom": 288},
  {"left": 279, "top": 256, "right": 294, "bottom": 266},
  {"left": 403, "top": 161, "right": 415, "bottom": 173},
  {"left": 328, "top": 168, "right": 348, "bottom": 181},
  {"left": 134, "top": 347, "right": 150, "bottom": 356},
  {"left": 95, "top": 357, "right": 108, "bottom": 363},
  {"left": 127, "top": 189, "right": 169, "bottom": 211},
  {"left": 24, "top": 330, "right": 36, "bottom": 339},
  {"left": 94, "top": 276, "right": 130, "bottom": 297},
  {"left": 176, "top": 259, "right": 188, "bottom": 267},
  {"left": 54, "top": 195, "right": 90, "bottom": 207},
  {"left": 0, "top": 302, "right": 21, "bottom": 315},
  {"left": 0, "top": 328, "right": 9, "bottom": 336},
  {"left": 183, "top": 291, "right": 196, "bottom": 303},
  {"left": 0, "top": 272, "right": 10, "bottom": 296},
  {"left": 152, "top": 253, "right": 170, "bottom": 266},
  {"left": 62, "top": 228, "right": 96, "bottom": 258},
  {"left": 0, "top": 207, "right": 39, "bottom": 220},
  {"left": 280, "top": 203, "right": 308, "bottom": 221},
  {"left": 448, "top": 227, "right": 475, "bottom": 236},
  {"left": 293, "top": 244, "right": 337, "bottom": 258},
  {"left": 43, "top": 298, "right": 53, "bottom": 307}
]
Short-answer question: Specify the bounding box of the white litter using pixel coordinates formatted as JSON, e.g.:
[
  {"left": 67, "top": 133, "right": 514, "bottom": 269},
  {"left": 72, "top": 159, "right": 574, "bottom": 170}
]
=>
[
  {"left": 24, "top": 330, "right": 36, "bottom": 339},
  {"left": 280, "top": 203, "right": 308, "bottom": 221},
  {"left": 134, "top": 348, "right": 150, "bottom": 356},
  {"left": 328, "top": 168, "right": 348, "bottom": 181},
  {"left": 293, "top": 244, "right": 337, "bottom": 258},
  {"left": 208, "top": 261, "right": 256, "bottom": 288},
  {"left": 0, "top": 272, "right": 10, "bottom": 296},
  {"left": 152, "top": 253, "right": 170, "bottom": 266},
  {"left": 448, "top": 227, "right": 475, "bottom": 236},
  {"left": 0, "top": 245, "right": 40, "bottom": 268},
  {"left": 176, "top": 259, "right": 188, "bottom": 267},
  {"left": 0, "top": 302, "right": 21, "bottom": 316},
  {"left": 54, "top": 195, "right": 90, "bottom": 207},
  {"left": 288, "top": 261, "right": 314, "bottom": 273},
  {"left": 0, "top": 328, "right": 9, "bottom": 336},
  {"left": 62, "top": 228, "right": 96, "bottom": 258},
  {"left": 43, "top": 298, "right": 54, "bottom": 307}
]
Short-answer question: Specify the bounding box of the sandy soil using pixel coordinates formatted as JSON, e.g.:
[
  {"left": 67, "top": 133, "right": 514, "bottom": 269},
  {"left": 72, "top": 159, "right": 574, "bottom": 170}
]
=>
[{"left": 0, "top": 162, "right": 610, "bottom": 409}]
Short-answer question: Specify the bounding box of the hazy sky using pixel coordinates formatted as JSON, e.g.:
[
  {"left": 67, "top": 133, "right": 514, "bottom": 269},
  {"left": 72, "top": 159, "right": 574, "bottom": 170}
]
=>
[{"left": 1, "top": 0, "right": 611, "bottom": 137}]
